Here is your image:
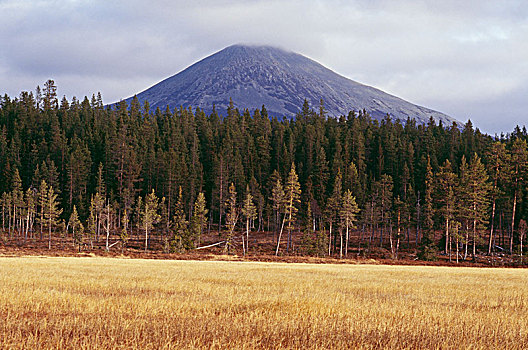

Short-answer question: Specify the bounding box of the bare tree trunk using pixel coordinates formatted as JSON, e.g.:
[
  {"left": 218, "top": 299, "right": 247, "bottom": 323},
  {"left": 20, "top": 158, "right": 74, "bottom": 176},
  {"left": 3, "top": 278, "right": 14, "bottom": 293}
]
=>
[
  {"left": 456, "top": 235, "right": 459, "bottom": 264},
  {"left": 389, "top": 225, "right": 394, "bottom": 259},
  {"left": 511, "top": 192, "right": 517, "bottom": 255},
  {"left": 246, "top": 218, "right": 250, "bottom": 255},
  {"left": 521, "top": 235, "right": 523, "bottom": 260},
  {"left": 328, "top": 221, "right": 332, "bottom": 256},
  {"left": 218, "top": 159, "right": 224, "bottom": 236},
  {"left": 445, "top": 217, "right": 449, "bottom": 255},
  {"left": 275, "top": 215, "right": 286, "bottom": 256},
  {"left": 358, "top": 224, "right": 364, "bottom": 256},
  {"left": 48, "top": 216, "right": 52, "bottom": 250},
  {"left": 396, "top": 228, "right": 400, "bottom": 260},
  {"left": 105, "top": 221, "right": 110, "bottom": 252},
  {"left": 472, "top": 217, "right": 477, "bottom": 261},
  {"left": 489, "top": 199, "right": 496, "bottom": 254},
  {"left": 345, "top": 224, "right": 349, "bottom": 257},
  {"left": 339, "top": 229, "right": 343, "bottom": 258},
  {"left": 144, "top": 225, "right": 148, "bottom": 252},
  {"left": 464, "top": 223, "right": 469, "bottom": 260},
  {"left": 449, "top": 230, "right": 452, "bottom": 262}
]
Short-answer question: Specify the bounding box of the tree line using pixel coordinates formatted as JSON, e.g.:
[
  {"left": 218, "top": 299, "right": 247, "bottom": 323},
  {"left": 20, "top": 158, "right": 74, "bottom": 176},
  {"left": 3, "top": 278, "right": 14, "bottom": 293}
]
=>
[{"left": 1, "top": 80, "right": 527, "bottom": 261}]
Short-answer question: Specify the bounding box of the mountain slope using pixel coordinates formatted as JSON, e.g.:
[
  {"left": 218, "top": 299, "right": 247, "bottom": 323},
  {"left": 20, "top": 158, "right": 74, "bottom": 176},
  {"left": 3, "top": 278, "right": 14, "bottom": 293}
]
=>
[{"left": 124, "top": 44, "right": 459, "bottom": 125}]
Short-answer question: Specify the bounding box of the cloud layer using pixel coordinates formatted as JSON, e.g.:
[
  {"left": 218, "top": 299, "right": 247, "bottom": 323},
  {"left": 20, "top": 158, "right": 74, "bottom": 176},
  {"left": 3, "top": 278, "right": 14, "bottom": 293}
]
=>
[{"left": 1, "top": 0, "right": 527, "bottom": 134}]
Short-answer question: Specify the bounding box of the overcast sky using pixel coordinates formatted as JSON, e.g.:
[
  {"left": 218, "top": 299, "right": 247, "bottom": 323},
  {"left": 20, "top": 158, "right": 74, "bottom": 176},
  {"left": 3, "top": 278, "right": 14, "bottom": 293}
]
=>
[{"left": 1, "top": 0, "right": 527, "bottom": 134}]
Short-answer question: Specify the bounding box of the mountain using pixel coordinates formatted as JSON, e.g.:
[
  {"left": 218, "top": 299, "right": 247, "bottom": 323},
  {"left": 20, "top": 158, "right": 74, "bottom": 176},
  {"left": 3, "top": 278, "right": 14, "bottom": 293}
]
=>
[{"left": 123, "top": 44, "right": 459, "bottom": 125}]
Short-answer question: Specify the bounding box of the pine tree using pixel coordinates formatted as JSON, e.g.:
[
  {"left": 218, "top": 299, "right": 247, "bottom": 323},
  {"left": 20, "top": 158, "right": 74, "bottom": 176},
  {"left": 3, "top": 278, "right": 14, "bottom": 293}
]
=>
[
  {"left": 508, "top": 139, "right": 527, "bottom": 255},
  {"left": 375, "top": 174, "right": 393, "bottom": 248},
  {"left": 44, "top": 185, "right": 63, "bottom": 250},
  {"left": 87, "top": 197, "right": 96, "bottom": 249},
  {"left": 276, "top": 163, "right": 301, "bottom": 255},
  {"left": 37, "top": 180, "right": 48, "bottom": 240},
  {"left": 159, "top": 197, "right": 170, "bottom": 246},
  {"left": 457, "top": 156, "right": 472, "bottom": 259},
  {"left": 172, "top": 187, "right": 190, "bottom": 252},
  {"left": 313, "top": 147, "right": 329, "bottom": 204},
  {"left": 436, "top": 159, "right": 457, "bottom": 258},
  {"left": 191, "top": 192, "right": 208, "bottom": 246},
  {"left": 68, "top": 205, "right": 84, "bottom": 250},
  {"left": 101, "top": 200, "right": 113, "bottom": 251},
  {"left": 1, "top": 192, "right": 9, "bottom": 233},
  {"left": 519, "top": 219, "right": 527, "bottom": 261},
  {"left": 120, "top": 208, "right": 130, "bottom": 250},
  {"left": 269, "top": 170, "right": 285, "bottom": 242},
  {"left": 300, "top": 201, "right": 326, "bottom": 256},
  {"left": 241, "top": 185, "right": 257, "bottom": 255},
  {"left": 300, "top": 201, "right": 315, "bottom": 254},
  {"left": 92, "top": 163, "right": 106, "bottom": 242},
  {"left": 10, "top": 168, "right": 23, "bottom": 235},
  {"left": 24, "top": 188, "right": 37, "bottom": 240},
  {"left": 142, "top": 190, "right": 160, "bottom": 252},
  {"left": 340, "top": 189, "right": 359, "bottom": 258},
  {"left": 224, "top": 183, "right": 238, "bottom": 254},
  {"left": 486, "top": 142, "right": 508, "bottom": 254},
  {"left": 43, "top": 79, "right": 58, "bottom": 111},
  {"left": 66, "top": 137, "right": 91, "bottom": 213},
  {"left": 418, "top": 157, "right": 437, "bottom": 261},
  {"left": 325, "top": 169, "right": 342, "bottom": 255},
  {"left": 466, "top": 153, "right": 491, "bottom": 260},
  {"left": 392, "top": 196, "right": 405, "bottom": 259}
]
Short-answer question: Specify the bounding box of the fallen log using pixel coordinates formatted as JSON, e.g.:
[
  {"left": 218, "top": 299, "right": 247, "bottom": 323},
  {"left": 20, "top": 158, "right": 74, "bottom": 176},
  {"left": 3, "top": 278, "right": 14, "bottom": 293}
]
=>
[{"left": 195, "top": 241, "right": 226, "bottom": 250}]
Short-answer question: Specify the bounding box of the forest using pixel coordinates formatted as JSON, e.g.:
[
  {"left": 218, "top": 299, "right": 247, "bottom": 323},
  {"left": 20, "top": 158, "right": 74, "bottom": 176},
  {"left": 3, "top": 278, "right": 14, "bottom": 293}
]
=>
[{"left": 1, "top": 80, "right": 527, "bottom": 263}]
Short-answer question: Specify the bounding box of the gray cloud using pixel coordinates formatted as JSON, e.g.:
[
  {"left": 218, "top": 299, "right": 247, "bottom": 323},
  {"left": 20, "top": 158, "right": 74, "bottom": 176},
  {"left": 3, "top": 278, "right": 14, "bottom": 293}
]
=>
[{"left": 1, "top": 0, "right": 527, "bottom": 134}]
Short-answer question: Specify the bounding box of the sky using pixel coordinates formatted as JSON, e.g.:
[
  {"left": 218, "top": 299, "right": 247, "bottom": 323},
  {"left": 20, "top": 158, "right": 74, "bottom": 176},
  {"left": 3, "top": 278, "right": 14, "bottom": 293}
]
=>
[{"left": 1, "top": 0, "right": 527, "bottom": 135}]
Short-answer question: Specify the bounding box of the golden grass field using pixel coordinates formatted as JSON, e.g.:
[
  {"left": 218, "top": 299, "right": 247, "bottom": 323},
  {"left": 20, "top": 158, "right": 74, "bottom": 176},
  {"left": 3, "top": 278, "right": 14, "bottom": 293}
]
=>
[{"left": 1, "top": 257, "right": 527, "bottom": 349}]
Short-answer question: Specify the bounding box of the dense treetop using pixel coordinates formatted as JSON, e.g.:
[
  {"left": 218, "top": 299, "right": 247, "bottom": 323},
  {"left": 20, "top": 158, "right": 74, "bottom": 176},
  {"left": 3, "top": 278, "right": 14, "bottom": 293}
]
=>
[{"left": 1, "top": 80, "right": 527, "bottom": 259}]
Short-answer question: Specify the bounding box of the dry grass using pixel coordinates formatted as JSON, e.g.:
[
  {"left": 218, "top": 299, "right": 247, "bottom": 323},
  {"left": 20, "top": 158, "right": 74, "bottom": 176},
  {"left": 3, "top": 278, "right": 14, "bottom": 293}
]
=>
[{"left": 1, "top": 257, "right": 527, "bottom": 349}]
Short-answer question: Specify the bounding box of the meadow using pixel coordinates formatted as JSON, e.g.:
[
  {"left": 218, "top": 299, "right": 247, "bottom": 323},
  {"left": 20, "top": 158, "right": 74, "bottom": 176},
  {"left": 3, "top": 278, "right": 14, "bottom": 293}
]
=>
[{"left": 1, "top": 257, "right": 527, "bottom": 349}]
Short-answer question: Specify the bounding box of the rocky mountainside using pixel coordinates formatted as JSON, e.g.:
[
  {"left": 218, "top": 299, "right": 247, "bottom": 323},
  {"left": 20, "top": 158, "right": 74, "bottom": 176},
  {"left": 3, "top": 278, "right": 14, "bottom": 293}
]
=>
[{"left": 124, "top": 44, "right": 459, "bottom": 125}]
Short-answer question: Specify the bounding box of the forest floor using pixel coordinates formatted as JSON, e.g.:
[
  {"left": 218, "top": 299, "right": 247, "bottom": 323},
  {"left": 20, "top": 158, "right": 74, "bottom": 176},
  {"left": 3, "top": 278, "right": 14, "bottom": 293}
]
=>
[{"left": 0, "top": 229, "right": 524, "bottom": 268}]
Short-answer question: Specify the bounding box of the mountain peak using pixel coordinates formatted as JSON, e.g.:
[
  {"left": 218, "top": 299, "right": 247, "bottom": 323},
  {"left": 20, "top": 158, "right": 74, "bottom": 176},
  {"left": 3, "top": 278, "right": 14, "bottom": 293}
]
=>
[{"left": 124, "top": 45, "right": 460, "bottom": 125}]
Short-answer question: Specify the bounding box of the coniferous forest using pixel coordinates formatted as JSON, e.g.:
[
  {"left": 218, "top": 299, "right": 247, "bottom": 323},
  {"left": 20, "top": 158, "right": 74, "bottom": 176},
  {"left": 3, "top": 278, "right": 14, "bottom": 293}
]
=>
[{"left": 1, "top": 80, "right": 528, "bottom": 263}]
